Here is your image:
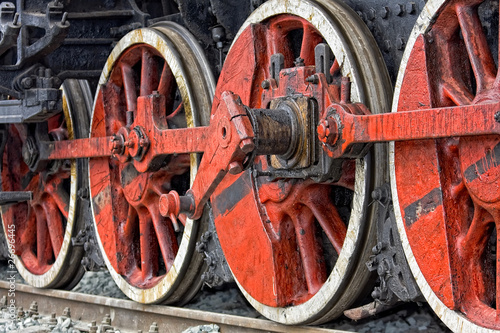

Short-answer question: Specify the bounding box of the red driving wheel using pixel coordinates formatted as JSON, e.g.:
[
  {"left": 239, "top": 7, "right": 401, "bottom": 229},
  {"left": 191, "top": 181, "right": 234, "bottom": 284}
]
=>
[
  {"left": 89, "top": 24, "right": 215, "bottom": 304},
  {"left": 1, "top": 80, "right": 90, "bottom": 289},
  {"left": 391, "top": 0, "right": 500, "bottom": 330},
  {"left": 212, "top": 0, "right": 391, "bottom": 325}
]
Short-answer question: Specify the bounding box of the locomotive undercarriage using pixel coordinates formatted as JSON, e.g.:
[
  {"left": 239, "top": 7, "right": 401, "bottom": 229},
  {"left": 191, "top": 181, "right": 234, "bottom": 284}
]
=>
[{"left": 0, "top": 0, "right": 499, "bottom": 332}]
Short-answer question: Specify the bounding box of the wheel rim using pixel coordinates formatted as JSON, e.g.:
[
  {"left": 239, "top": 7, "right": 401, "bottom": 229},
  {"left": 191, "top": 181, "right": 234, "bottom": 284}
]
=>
[
  {"left": 89, "top": 25, "right": 214, "bottom": 304},
  {"left": 391, "top": 0, "right": 500, "bottom": 330},
  {"left": 1, "top": 80, "right": 90, "bottom": 288},
  {"left": 211, "top": 0, "right": 391, "bottom": 324}
]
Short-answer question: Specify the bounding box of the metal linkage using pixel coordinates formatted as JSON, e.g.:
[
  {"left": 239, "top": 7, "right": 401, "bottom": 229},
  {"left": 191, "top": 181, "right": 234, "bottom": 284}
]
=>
[
  {"left": 318, "top": 100, "right": 500, "bottom": 159},
  {"left": 0, "top": 65, "right": 62, "bottom": 123}
]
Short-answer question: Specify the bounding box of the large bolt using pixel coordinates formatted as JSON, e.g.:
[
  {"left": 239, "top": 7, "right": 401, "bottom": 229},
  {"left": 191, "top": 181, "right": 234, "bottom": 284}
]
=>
[
  {"left": 228, "top": 161, "right": 243, "bottom": 175},
  {"left": 101, "top": 314, "right": 113, "bottom": 332},
  {"left": 261, "top": 80, "right": 270, "bottom": 89},
  {"left": 159, "top": 190, "right": 195, "bottom": 232},
  {"left": 317, "top": 117, "right": 339, "bottom": 146},
  {"left": 239, "top": 138, "right": 255, "bottom": 154},
  {"left": 21, "top": 77, "right": 33, "bottom": 89}
]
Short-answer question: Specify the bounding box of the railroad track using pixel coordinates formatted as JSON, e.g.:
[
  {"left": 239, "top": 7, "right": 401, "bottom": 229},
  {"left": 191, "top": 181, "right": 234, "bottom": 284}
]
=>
[{"left": 0, "top": 281, "right": 350, "bottom": 333}]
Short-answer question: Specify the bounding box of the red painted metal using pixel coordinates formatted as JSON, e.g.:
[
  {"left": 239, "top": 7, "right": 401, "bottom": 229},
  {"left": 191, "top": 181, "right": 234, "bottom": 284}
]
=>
[
  {"left": 13, "top": 4, "right": 498, "bottom": 324},
  {"left": 1, "top": 118, "right": 69, "bottom": 275},
  {"left": 211, "top": 16, "right": 354, "bottom": 307},
  {"left": 321, "top": 101, "right": 500, "bottom": 158},
  {"left": 393, "top": 1, "right": 500, "bottom": 329},
  {"left": 159, "top": 91, "right": 255, "bottom": 221}
]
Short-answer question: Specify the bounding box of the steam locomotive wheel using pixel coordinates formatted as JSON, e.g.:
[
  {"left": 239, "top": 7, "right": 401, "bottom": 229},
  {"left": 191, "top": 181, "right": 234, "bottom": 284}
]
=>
[
  {"left": 89, "top": 24, "right": 215, "bottom": 304},
  {"left": 1, "top": 80, "right": 91, "bottom": 289},
  {"left": 211, "top": 0, "right": 391, "bottom": 325},
  {"left": 391, "top": 0, "right": 500, "bottom": 330}
]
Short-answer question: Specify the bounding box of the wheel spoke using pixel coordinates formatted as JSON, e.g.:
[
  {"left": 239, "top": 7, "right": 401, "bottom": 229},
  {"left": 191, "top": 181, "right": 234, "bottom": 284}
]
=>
[
  {"left": 158, "top": 63, "right": 178, "bottom": 119},
  {"left": 19, "top": 206, "right": 36, "bottom": 253},
  {"left": 330, "top": 58, "right": 340, "bottom": 77},
  {"left": 138, "top": 208, "right": 159, "bottom": 280},
  {"left": 456, "top": 5, "right": 496, "bottom": 94},
  {"left": 140, "top": 48, "right": 159, "bottom": 96},
  {"left": 442, "top": 81, "right": 474, "bottom": 106},
  {"left": 457, "top": 203, "right": 494, "bottom": 311},
  {"left": 120, "top": 62, "right": 137, "bottom": 112},
  {"left": 35, "top": 206, "right": 51, "bottom": 266},
  {"left": 166, "top": 102, "right": 183, "bottom": 120},
  {"left": 304, "top": 191, "right": 347, "bottom": 255},
  {"left": 149, "top": 203, "right": 178, "bottom": 272},
  {"left": 114, "top": 204, "right": 134, "bottom": 276},
  {"left": 13, "top": 124, "right": 28, "bottom": 142},
  {"left": 41, "top": 198, "right": 63, "bottom": 258},
  {"left": 158, "top": 63, "right": 175, "bottom": 97},
  {"left": 267, "top": 25, "right": 294, "bottom": 68},
  {"left": 291, "top": 208, "right": 326, "bottom": 295},
  {"left": 45, "top": 178, "right": 70, "bottom": 219},
  {"left": 300, "top": 24, "right": 323, "bottom": 65}
]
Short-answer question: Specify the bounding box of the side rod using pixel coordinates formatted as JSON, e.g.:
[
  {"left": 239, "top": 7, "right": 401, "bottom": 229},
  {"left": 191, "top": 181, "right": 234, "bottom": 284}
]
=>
[
  {"left": 42, "top": 126, "right": 210, "bottom": 160},
  {"left": 325, "top": 102, "right": 500, "bottom": 158}
]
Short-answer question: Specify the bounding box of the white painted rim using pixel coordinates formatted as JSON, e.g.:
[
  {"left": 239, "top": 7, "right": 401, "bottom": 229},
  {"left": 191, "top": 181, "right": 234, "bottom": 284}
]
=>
[
  {"left": 90, "top": 28, "right": 199, "bottom": 304},
  {"left": 228, "top": 0, "right": 368, "bottom": 324},
  {"left": 390, "top": 1, "right": 497, "bottom": 331},
  {"left": 1, "top": 86, "right": 78, "bottom": 288}
]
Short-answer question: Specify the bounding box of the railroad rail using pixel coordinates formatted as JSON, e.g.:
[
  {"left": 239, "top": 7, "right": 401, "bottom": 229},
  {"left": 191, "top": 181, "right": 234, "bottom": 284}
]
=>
[{"left": 0, "top": 281, "right": 349, "bottom": 333}]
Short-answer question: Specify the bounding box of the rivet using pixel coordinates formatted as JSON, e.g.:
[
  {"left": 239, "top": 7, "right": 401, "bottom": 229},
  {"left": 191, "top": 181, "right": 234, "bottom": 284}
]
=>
[
  {"left": 495, "top": 111, "right": 500, "bottom": 123},
  {"left": 396, "top": 37, "right": 406, "bottom": 50},
  {"left": 379, "top": 7, "right": 390, "bottom": 19},
  {"left": 407, "top": 2, "right": 417, "bottom": 14},
  {"left": 367, "top": 8, "right": 376, "bottom": 21}
]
